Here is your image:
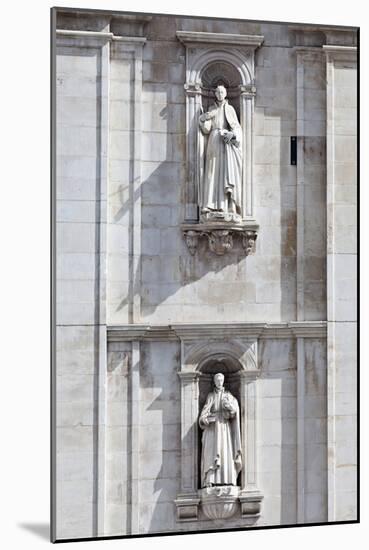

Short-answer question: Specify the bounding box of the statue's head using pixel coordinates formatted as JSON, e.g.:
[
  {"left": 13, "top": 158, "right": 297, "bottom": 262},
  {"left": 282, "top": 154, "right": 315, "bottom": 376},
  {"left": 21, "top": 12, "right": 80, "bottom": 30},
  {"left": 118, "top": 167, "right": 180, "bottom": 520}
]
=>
[
  {"left": 213, "top": 372, "right": 225, "bottom": 389},
  {"left": 214, "top": 84, "right": 227, "bottom": 102}
]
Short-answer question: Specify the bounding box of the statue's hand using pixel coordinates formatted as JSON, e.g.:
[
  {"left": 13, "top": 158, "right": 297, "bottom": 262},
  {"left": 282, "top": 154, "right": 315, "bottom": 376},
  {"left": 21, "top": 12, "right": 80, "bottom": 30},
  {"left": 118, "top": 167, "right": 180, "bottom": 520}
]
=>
[
  {"left": 223, "top": 131, "right": 234, "bottom": 144},
  {"left": 200, "top": 112, "right": 213, "bottom": 123}
]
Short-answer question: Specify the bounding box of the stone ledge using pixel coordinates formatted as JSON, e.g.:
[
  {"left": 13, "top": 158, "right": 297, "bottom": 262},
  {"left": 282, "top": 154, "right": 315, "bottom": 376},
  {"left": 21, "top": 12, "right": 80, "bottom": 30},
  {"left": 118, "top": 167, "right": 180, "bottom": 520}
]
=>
[
  {"left": 55, "top": 29, "right": 147, "bottom": 44},
  {"left": 176, "top": 31, "right": 264, "bottom": 48},
  {"left": 107, "top": 321, "right": 328, "bottom": 341}
]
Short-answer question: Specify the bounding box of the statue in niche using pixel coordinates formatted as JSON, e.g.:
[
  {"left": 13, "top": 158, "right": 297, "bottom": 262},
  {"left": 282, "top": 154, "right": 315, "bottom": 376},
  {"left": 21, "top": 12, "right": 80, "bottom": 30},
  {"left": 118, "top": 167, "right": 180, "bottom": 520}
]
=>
[
  {"left": 199, "top": 84, "right": 242, "bottom": 221},
  {"left": 199, "top": 372, "right": 242, "bottom": 488}
]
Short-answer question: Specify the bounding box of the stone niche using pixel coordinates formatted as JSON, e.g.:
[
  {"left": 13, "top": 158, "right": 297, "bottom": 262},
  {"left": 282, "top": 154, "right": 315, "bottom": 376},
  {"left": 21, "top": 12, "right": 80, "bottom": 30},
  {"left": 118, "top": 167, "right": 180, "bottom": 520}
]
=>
[
  {"left": 177, "top": 31, "right": 263, "bottom": 256},
  {"left": 174, "top": 326, "right": 263, "bottom": 522}
]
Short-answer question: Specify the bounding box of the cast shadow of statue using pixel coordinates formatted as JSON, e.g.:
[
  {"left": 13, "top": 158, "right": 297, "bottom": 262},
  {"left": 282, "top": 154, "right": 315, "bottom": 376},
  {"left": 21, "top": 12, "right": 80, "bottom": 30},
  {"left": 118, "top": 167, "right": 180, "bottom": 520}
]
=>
[
  {"left": 258, "top": 349, "right": 299, "bottom": 526},
  {"left": 272, "top": 51, "right": 327, "bottom": 524},
  {"left": 138, "top": 343, "right": 181, "bottom": 534},
  {"left": 113, "top": 79, "right": 251, "bottom": 318},
  {"left": 257, "top": 340, "right": 327, "bottom": 526},
  {"left": 138, "top": 343, "right": 320, "bottom": 532}
]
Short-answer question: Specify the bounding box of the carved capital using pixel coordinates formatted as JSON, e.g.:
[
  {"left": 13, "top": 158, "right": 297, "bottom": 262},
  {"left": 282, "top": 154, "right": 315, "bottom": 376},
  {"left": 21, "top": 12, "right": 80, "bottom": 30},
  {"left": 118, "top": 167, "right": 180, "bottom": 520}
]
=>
[
  {"left": 239, "top": 83, "right": 257, "bottom": 98},
  {"left": 177, "top": 370, "right": 201, "bottom": 382},
  {"left": 184, "top": 82, "right": 202, "bottom": 95},
  {"left": 239, "top": 369, "right": 261, "bottom": 382}
]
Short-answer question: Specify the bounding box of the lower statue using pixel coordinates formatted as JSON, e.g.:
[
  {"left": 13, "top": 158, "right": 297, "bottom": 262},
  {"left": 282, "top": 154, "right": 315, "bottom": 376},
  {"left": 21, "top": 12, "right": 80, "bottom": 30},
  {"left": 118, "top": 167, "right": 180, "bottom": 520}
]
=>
[{"left": 199, "top": 373, "right": 242, "bottom": 487}]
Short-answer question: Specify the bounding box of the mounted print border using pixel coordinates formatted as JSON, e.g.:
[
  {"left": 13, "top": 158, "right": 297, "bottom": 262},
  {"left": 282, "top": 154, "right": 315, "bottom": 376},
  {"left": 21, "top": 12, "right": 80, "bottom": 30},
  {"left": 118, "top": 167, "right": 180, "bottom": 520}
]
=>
[{"left": 51, "top": 6, "right": 359, "bottom": 543}]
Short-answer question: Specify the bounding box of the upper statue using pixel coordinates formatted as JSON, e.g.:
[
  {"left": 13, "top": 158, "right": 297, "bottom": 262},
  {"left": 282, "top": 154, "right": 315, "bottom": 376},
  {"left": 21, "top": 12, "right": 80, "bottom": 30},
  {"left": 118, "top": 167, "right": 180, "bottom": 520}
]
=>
[
  {"left": 199, "top": 373, "right": 242, "bottom": 488},
  {"left": 199, "top": 85, "right": 242, "bottom": 219}
]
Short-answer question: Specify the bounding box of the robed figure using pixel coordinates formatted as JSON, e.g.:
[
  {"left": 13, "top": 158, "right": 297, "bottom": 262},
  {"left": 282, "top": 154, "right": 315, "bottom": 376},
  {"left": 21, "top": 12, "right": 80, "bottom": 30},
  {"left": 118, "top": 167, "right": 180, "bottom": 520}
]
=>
[
  {"left": 199, "top": 85, "right": 242, "bottom": 216},
  {"left": 199, "top": 373, "right": 242, "bottom": 487}
]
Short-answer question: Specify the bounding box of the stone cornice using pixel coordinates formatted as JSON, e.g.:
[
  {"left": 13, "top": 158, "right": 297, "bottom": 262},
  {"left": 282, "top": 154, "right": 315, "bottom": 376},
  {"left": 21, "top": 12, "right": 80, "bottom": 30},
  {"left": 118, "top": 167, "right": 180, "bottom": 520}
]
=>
[
  {"left": 176, "top": 31, "right": 264, "bottom": 48},
  {"left": 108, "top": 325, "right": 179, "bottom": 342},
  {"left": 293, "top": 46, "right": 324, "bottom": 54},
  {"left": 288, "top": 24, "right": 358, "bottom": 33},
  {"left": 323, "top": 45, "right": 357, "bottom": 54},
  {"left": 56, "top": 29, "right": 113, "bottom": 39},
  {"left": 323, "top": 45, "right": 358, "bottom": 63},
  {"left": 107, "top": 322, "right": 327, "bottom": 342},
  {"left": 55, "top": 29, "right": 147, "bottom": 44},
  {"left": 55, "top": 7, "right": 152, "bottom": 23},
  {"left": 112, "top": 36, "right": 147, "bottom": 43},
  {"left": 173, "top": 323, "right": 265, "bottom": 339}
]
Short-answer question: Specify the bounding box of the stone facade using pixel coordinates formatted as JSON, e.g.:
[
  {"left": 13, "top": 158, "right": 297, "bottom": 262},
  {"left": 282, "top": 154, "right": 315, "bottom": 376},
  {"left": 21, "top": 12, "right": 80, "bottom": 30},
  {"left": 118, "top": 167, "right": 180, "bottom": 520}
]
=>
[{"left": 52, "top": 8, "right": 357, "bottom": 541}]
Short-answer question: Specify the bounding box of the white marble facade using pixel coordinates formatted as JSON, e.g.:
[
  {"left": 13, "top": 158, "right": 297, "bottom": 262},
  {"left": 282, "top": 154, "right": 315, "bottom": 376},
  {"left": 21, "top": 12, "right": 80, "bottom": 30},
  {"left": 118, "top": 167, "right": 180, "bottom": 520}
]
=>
[{"left": 53, "top": 7, "right": 358, "bottom": 541}]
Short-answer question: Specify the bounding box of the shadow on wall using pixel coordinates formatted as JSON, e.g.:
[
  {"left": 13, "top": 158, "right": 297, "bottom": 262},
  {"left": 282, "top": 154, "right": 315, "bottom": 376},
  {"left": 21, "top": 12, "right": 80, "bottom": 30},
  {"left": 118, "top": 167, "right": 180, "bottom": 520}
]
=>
[
  {"left": 112, "top": 76, "right": 265, "bottom": 320},
  {"left": 138, "top": 339, "right": 306, "bottom": 532},
  {"left": 258, "top": 339, "right": 299, "bottom": 526},
  {"left": 138, "top": 341, "right": 181, "bottom": 534}
]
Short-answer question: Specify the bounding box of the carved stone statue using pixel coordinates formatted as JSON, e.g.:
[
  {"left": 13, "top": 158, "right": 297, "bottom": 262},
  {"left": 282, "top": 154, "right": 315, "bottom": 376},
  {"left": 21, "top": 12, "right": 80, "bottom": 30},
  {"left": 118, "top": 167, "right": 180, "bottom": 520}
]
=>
[
  {"left": 199, "top": 373, "right": 242, "bottom": 488},
  {"left": 199, "top": 85, "right": 242, "bottom": 219}
]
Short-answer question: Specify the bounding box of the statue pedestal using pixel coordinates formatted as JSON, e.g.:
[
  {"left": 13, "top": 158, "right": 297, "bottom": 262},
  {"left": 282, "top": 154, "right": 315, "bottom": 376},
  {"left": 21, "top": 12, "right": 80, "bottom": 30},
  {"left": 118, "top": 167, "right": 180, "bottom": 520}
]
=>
[
  {"left": 182, "top": 219, "right": 259, "bottom": 256},
  {"left": 199, "top": 486, "right": 239, "bottom": 520}
]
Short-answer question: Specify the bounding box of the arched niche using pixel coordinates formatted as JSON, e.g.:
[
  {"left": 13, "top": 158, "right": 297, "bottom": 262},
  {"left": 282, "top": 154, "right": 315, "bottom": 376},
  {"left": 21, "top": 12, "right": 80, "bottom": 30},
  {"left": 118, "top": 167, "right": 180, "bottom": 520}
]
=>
[
  {"left": 177, "top": 31, "right": 263, "bottom": 228},
  {"left": 174, "top": 334, "right": 263, "bottom": 521},
  {"left": 200, "top": 61, "right": 242, "bottom": 118},
  {"left": 197, "top": 353, "right": 244, "bottom": 491}
]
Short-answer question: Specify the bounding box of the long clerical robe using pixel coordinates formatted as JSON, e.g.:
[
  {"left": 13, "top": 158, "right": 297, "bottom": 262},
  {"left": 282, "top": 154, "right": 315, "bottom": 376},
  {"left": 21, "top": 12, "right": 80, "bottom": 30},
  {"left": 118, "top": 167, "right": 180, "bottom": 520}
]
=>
[
  {"left": 199, "top": 100, "right": 242, "bottom": 214},
  {"left": 199, "top": 388, "right": 242, "bottom": 487}
]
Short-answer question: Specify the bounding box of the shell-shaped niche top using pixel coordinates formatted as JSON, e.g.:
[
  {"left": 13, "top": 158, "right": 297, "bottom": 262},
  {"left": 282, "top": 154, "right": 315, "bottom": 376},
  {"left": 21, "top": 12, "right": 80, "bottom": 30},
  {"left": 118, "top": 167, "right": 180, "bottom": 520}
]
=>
[{"left": 201, "top": 61, "right": 241, "bottom": 115}]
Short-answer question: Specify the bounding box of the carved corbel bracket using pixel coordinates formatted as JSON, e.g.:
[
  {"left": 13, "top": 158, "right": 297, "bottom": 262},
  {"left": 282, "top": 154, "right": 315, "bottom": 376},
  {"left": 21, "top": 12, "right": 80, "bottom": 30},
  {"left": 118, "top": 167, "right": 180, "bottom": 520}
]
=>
[
  {"left": 174, "top": 494, "right": 201, "bottom": 522},
  {"left": 239, "top": 490, "right": 264, "bottom": 518},
  {"left": 182, "top": 221, "right": 258, "bottom": 256}
]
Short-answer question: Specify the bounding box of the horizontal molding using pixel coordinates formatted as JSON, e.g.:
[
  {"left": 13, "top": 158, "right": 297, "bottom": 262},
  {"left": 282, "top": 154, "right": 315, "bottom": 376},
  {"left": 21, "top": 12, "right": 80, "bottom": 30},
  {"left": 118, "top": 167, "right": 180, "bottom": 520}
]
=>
[
  {"left": 293, "top": 46, "right": 324, "bottom": 55},
  {"left": 176, "top": 31, "right": 264, "bottom": 48},
  {"left": 323, "top": 45, "right": 357, "bottom": 53},
  {"left": 107, "top": 322, "right": 327, "bottom": 342},
  {"left": 56, "top": 29, "right": 146, "bottom": 44},
  {"left": 323, "top": 45, "right": 358, "bottom": 61},
  {"left": 56, "top": 29, "right": 113, "bottom": 39},
  {"left": 288, "top": 24, "right": 357, "bottom": 33},
  {"left": 112, "top": 36, "right": 147, "bottom": 44}
]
